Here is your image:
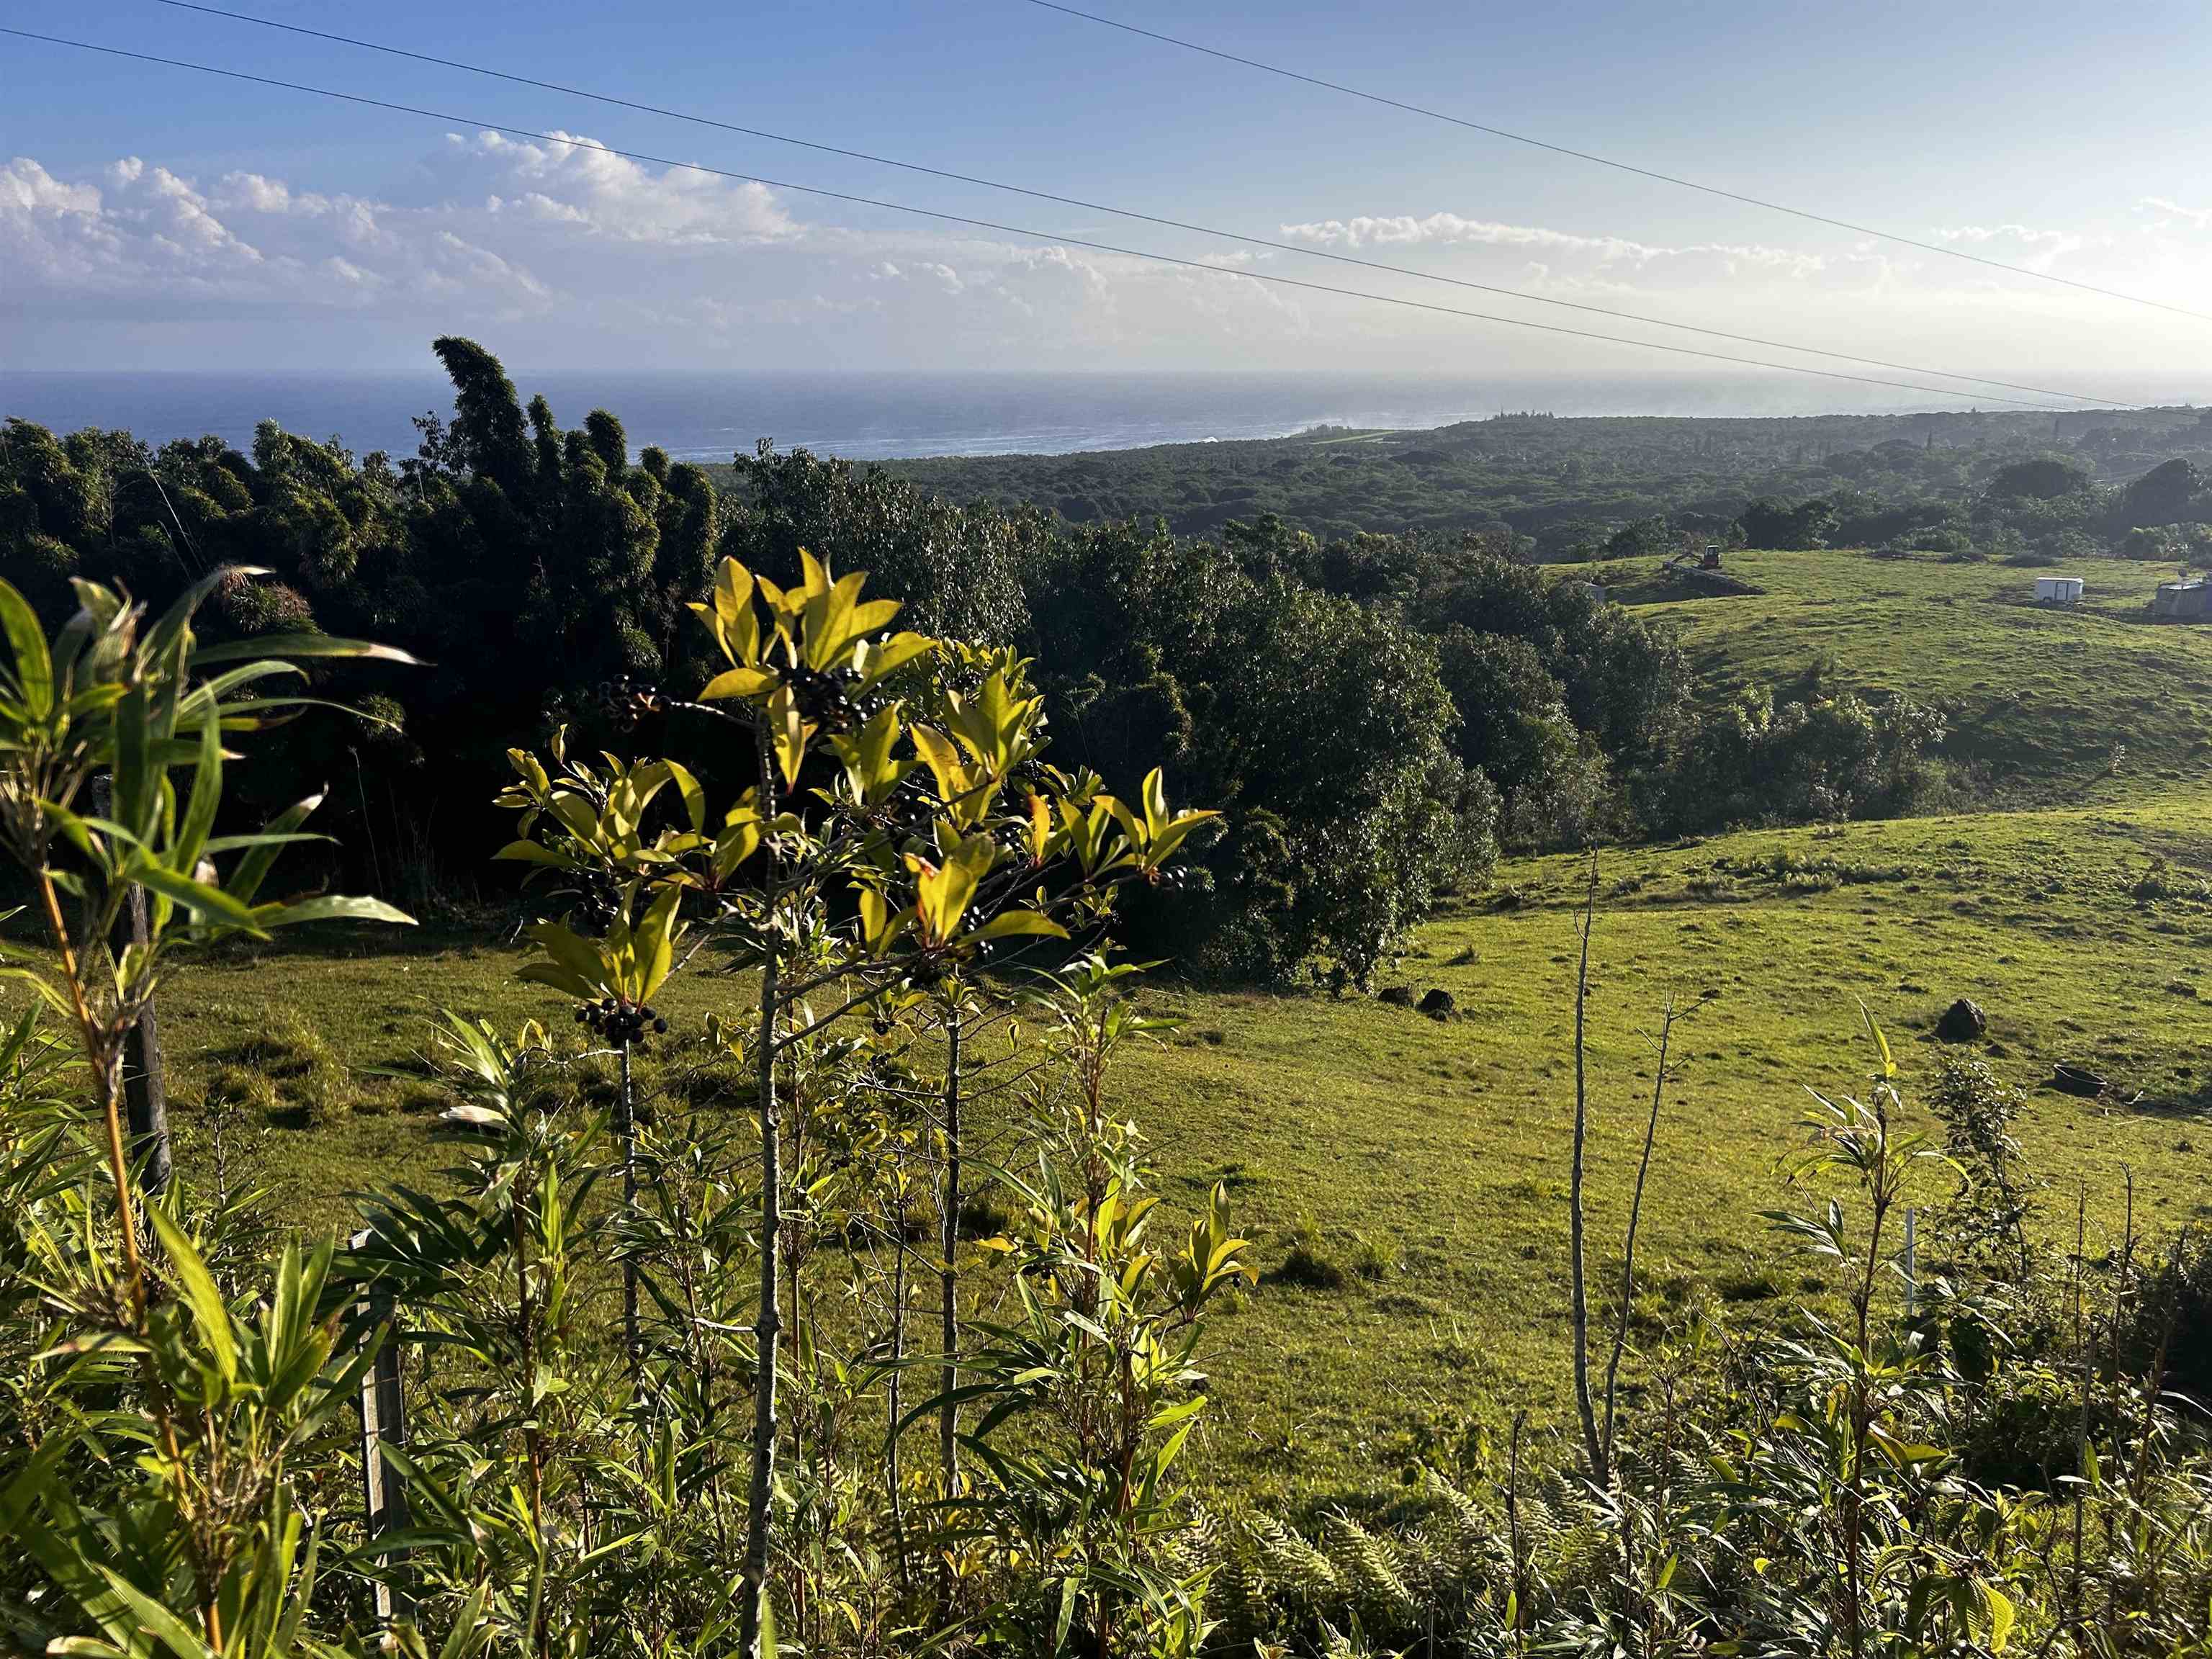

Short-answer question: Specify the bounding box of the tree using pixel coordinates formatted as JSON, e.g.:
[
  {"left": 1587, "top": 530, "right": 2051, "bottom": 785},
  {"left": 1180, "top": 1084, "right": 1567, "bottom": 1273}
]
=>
[
  {"left": 1988, "top": 455, "right": 2090, "bottom": 501},
  {"left": 2118, "top": 458, "right": 2204, "bottom": 528},
  {"left": 1738, "top": 496, "right": 1838, "bottom": 551},
  {"left": 494, "top": 552, "right": 1217, "bottom": 1653}
]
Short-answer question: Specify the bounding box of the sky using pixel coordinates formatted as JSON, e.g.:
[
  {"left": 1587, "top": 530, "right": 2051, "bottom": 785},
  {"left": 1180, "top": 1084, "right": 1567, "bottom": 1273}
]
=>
[{"left": 6, "top": 0, "right": 2212, "bottom": 402}]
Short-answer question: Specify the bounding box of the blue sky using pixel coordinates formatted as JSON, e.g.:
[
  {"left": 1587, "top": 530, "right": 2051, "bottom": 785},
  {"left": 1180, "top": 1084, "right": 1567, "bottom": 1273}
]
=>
[{"left": 6, "top": 0, "right": 2212, "bottom": 394}]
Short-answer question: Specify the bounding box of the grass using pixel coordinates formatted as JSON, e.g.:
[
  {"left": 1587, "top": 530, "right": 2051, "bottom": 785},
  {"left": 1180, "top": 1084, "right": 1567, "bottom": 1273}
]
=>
[
  {"left": 1573, "top": 547, "right": 2212, "bottom": 796},
  {"left": 24, "top": 545, "right": 2212, "bottom": 1513},
  {"left": 122, "top": 783, "right": 2212, "bottom": 1511}
]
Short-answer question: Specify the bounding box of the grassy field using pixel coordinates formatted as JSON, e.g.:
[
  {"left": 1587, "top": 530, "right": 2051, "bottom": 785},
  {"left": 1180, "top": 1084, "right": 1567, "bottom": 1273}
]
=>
[
  {"left": 36, "top": 547, "right": 2212, "bottom": 1513},
  {"left": 1575, "top": 547, "right": 2212, "bottom": 794}
]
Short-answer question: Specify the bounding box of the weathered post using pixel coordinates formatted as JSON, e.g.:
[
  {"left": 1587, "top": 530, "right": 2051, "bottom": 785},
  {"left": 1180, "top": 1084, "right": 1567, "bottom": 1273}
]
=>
[
  {"left": 351, "top": 1230, "right": 412, "bottom": 1626},
  {"left": 91, "top": 775, "right": 170, "bottom": 1191},
  {"left": 1902, "top": 1207, "right": 1918, "bottom": 1318},
  {"left": 113, "top": 876, "right": 171, "bottom": 1192}
]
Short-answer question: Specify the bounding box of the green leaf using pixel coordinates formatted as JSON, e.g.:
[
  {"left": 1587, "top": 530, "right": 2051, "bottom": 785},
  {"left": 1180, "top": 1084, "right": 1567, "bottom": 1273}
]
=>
[
  {"left": 1977, "top": 1581, "right": 2016, "bottom": 1652},
  {"left": 634, "top": 883, "right": 683, "bottom": 1001},
  {"left": 129, "top": 858, "right": 261, "bottom": 930},
  {"left": 173, "top": 713, "right": 223, "bottom": 878},
  {"left": 266, "top": 895, "right": 416, "bottom": 928},
  {"left": 493, "top": 840, "right": 575, "bottom": 868},
  {"left": 660, "top": 757, "right": 707, "bottom": 834},
  {"left": 1053, "top": 1576, "right": 1078, "bottom": 1658},
  {"left": 88, "top": 1566, "right": 219, "bottom": 1659},
  {"left": 189, "top": 633, "right": 423, "bottom": 667},
  {"left": 973, "top": 909, "right": 1069, "bottom": 942},
  {"left": 230, "top": 792, "right": 322, "bottom": 904},
  {"left": 0, "top": 579, "right": 53, "bottom": 719},
  {"left": 699, "top": 665, "right": 778, "bottom": 701},
  {"left": 147, "top": 1205, "right": 237, "bottom": 1385}
]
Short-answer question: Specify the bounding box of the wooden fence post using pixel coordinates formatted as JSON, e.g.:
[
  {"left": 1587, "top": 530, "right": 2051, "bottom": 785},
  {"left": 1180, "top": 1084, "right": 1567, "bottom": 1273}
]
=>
[
  {"left": 351, "top": 1230, "right": 412, "bottom": 1626},
  {"left": 91, "top": 775, "right": 171, "bottom": 1191},
  {"left": 114, "top": 876, "right": 171, "bottom": 1193},
  {"left": 1902, "top": 1207, "right": 1918, "bottom": 1318}
]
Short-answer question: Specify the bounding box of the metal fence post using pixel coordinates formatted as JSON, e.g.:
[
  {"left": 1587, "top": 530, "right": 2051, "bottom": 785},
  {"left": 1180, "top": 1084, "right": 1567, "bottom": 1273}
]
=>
[{"left": 351, "top": 1231, "right": 412, "bottom": 1626}]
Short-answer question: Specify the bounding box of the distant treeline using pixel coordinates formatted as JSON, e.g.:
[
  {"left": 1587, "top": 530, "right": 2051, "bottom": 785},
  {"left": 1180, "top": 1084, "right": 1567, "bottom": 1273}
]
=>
[
  {"left": 3, "top": 343, "right": 1995, "bottom": 983},
  {"left": 876, "top": 406, "right": 2212, "bottom": 557}
]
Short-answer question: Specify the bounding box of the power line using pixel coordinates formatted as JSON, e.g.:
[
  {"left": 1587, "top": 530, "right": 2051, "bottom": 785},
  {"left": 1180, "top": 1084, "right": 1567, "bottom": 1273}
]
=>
[
  {"left": 1020, "top": 0, "right": 2212, "bottom": 328},
  {"left": 136, "top": 0, "right": 2132, "bottom": 409},
  {"left": 1, "top": 27, "right": 2085, "bottom": 410}
]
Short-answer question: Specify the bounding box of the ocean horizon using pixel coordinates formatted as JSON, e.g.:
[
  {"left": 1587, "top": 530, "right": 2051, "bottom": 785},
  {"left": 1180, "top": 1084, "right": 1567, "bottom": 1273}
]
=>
[{"left": 4, "top": 369, "right": 2202, "bottom": 466}]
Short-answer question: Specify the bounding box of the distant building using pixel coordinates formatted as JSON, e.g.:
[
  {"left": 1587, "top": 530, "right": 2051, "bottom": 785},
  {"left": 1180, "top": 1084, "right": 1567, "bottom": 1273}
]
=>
[
  {"left": 2033, "top": 575, "right": 2085, "bottom": 606},
  {"left": 2154, "top": 578, "right": 2211, "bottom": 619},
  {"left": 1578, "top": 581, "right": 1609, "bottom": 603}
]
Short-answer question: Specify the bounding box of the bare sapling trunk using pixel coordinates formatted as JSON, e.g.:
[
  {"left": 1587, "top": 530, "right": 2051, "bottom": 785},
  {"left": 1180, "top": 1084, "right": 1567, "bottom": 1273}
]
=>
[
  {"left": 886, "top": 1217, "right": 911, "bottom": 1588},
  {"left": 620, "top": 1038, "right": 638, "bottom": 1368},
  {"left": 938, "top": 1006, "right": 963, "bottom": 1493},
  {"left": 739, "top": 731, "right": 783, "bottom": 1659},
  {"left": 1568, "top": 855, "right": 1608, "bottom": 1489},
  {"left": 1601, "top": 992, "right": 1675, "bottom": 1471}
]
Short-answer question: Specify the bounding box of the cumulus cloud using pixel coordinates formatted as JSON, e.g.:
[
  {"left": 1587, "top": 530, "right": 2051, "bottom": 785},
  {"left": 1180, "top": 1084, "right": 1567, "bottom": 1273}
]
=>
[
  {"left": 2136, "top": 196, "right": 2212, "bottom": 229},
  {"left": 0, "top": 139, "right": 2188, "bottom": 378},
  {"left": 1273, "top": 211, "right": 1853, "bottom": 303},
  {"left": 1, "top": 132, "right": 1318, "bottom": 366},
  {"left": 1930, "top": 222, "right": 2087, "bottom": 270}
]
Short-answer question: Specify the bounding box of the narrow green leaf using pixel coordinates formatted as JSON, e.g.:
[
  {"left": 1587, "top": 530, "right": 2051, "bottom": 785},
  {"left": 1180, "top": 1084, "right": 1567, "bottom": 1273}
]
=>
[
  {"left": 266, "top": 894, "right": 416, "bottom": 928},
  {"left": 146, "top": 1205, "right": 237, "bottom": 1385},
  {"left": 0, "top": 580, "right": 53, "bottom": 718},
  {"left": 129, "top": 859, "right": 261, "bottom": 930},
  {"left": 189, "top": 633, "right": 423, "bottom": 667}
]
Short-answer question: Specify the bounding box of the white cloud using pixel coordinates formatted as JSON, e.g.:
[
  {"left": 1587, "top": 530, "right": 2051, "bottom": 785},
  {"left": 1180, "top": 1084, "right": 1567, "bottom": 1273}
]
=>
[
  {"left": 1279, "top": 212, "right": 1822, "bottom": 275},
  {"left": 0, "top": 140, "right": 2197, "bottom": 379},
  {"left": 2136, "top": 196, "right": 2212, "bottom": 228},
  {"left": 1930, "top": 222, "right": 2087, "bottom": 271}
]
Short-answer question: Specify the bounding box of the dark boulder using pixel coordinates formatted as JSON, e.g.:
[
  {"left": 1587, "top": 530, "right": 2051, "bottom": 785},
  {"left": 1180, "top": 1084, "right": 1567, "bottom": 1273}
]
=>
[
  {"left": 2053, "top": 1063, "right": 2106, "bottom": 1098},
  {"left": 1377, "top": 986, "right": 1416, "bottom": 1007},
  {"left": 1419, "top": 988, "right": 1457, "bottom": 1020},
  {"left": 1936, "top": 998, "right": 1987, "bottom": 1043}
]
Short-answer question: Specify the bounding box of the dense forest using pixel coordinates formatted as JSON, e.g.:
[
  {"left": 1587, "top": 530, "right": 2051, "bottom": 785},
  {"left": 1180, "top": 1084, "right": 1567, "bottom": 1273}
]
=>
[
  {"left": 883, "top": 404, "right": 2212, "bottom": 556},
  {"left": 6, "top": 345, "right": 2209, "bottom": 985}
]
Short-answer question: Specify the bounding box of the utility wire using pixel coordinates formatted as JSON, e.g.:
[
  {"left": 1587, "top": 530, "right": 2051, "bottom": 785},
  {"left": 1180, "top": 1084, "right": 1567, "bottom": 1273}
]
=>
[
  {"left": 1021, "top": 0, "right": 2212, "bottom": 328},
  {"left": 1, "top": 27, "right": 2085, "bottom": 410},
  {"left": 138, "top": 0, "right": 2131, "bottom": 408}
]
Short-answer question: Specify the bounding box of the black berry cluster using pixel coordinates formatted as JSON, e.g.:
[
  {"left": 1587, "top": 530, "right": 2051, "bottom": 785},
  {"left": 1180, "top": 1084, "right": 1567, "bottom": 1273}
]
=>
[
  {"left": 593, "top": 675, "right": 665, "bottom": 732},
  {"left": 787, "top": 665, "right": 858, "bottom": 732},
  {"left": 576, "top": 998, "right": 668, "bottom": 1044}
]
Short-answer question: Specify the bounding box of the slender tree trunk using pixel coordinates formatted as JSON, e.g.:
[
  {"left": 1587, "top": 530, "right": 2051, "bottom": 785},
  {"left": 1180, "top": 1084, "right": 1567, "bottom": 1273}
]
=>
[
  {"left": 739, "top": 737, "right": 784, "bottom": 1659},
  {"left": 2067, "top": 1186, "right": 2090, "bottom": 1637},
  {"left": 1602, "top": 994, "right": 1673, "bottom": 1469},
  {"left": 620, "top": 1038, "right": 638, "bottom": 1367},
  {"left": 886, "top": 1220, "right": 911, "bottom": 1589},
  {"left": 938, "top": 1009, "right": 963, "bottom": 1493},
  {"left": 512, "top": 1200, "right": 546, "bottom": 1659},
  {"left": 1568, "top": 858, "right": 1608, "bottom": 1489}
]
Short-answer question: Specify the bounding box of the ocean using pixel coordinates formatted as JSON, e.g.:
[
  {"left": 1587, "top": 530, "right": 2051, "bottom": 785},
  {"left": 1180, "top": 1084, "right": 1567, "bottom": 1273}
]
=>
[{"left": 1, "top": 370, "right": 2195, "bottom": 464}]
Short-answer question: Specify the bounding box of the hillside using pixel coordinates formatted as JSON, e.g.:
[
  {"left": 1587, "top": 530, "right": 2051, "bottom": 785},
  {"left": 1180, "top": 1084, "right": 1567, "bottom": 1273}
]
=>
[
  {"left": 14, "top": 514, "right": 2212, "bottom": 1512},
  {"left": 1581, "top": 547, "right": 2212, "bottom": 799},
  {"left": 143, "top": 788, "right": 2212, "bottom": 1509},
  {"left": 869, "top": 405, "right": 2212, "bottom": 547},
  {"left": 139, "top": 527, "right": 2212, "bottom": 1508}
]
